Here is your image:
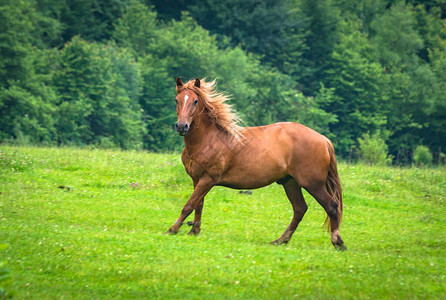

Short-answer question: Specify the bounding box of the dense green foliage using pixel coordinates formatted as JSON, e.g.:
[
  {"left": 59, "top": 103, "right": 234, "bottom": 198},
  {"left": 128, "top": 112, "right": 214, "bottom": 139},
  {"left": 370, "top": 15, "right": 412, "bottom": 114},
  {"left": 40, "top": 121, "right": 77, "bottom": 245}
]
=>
[
  {"left": 1, "top": 146, "right": 445, "bottom": 298},
  {"left": 414, "top": 145, "right": 434, "bottom": 166},
  {"left": 1, "top": 0, "right": 445, "bottom": 162},
  {"left": 358, "top": 133, "right": 392, "bottom": 166}
]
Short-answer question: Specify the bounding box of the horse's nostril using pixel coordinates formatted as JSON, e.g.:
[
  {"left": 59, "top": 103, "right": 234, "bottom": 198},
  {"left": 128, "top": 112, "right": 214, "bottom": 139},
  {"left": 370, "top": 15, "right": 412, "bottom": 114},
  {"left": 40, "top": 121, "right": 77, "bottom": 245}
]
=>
[{"left": 175, "top": 122, "right": 189, "bottom": 135}]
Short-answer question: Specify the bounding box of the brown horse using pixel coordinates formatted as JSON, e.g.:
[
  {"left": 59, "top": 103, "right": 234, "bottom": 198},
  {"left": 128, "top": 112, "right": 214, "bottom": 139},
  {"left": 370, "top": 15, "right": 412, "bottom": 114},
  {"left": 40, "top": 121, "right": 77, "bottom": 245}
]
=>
[{"left": 167, "top": 78, "right": 346, "bottom": 250}]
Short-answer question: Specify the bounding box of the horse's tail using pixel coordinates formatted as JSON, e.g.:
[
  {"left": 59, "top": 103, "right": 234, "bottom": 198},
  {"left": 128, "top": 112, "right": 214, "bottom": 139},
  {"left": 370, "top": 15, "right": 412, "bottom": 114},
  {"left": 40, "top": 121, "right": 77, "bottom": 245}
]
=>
[{"left": 325, "top": 139, "right": 343, "bottom": 231}]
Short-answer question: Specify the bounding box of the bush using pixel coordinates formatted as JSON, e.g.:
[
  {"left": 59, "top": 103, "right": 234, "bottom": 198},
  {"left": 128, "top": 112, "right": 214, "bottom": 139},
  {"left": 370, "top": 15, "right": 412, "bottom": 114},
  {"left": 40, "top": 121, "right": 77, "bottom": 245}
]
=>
[
  {"left": 413, "top": 145, "right": 433, "bottom": 166},
  {"left": 358, "top": 133, "right": 392, "bottom": 165}
]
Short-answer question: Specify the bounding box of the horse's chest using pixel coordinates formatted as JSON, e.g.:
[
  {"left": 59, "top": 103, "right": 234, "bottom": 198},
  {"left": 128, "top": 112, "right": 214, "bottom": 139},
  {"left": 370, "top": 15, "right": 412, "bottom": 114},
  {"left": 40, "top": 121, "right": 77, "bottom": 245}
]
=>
[
  {"left": 182, "top": 150, "right": 227, "bottom": 180},
  {"left": 183, "top": 158, "right": 199, "bottom": 177}
]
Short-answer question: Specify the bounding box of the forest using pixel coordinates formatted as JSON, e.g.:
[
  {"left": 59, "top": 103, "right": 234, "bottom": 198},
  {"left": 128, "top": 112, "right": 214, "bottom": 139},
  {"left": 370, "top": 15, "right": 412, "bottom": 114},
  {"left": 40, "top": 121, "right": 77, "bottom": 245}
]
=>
[{"left": 1, "top": 0, "right": 445, "bottom": 164}]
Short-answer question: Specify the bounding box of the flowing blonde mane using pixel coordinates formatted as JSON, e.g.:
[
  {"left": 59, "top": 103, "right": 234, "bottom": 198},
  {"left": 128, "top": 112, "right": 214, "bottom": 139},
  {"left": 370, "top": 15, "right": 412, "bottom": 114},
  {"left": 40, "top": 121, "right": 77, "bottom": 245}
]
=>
[{"left": 179, "top": 78, "right": 245, "bottom": 140}]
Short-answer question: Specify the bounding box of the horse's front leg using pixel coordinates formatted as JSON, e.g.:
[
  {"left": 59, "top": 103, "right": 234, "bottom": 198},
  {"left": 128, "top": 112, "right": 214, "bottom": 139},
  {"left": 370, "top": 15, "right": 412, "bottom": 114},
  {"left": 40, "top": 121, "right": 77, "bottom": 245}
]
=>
[
  {"left": 167, "top": 176, "right": 213, "bottom": 234},
  {"left": 187, "top": 198, "right": 204, "bottom": 235}
]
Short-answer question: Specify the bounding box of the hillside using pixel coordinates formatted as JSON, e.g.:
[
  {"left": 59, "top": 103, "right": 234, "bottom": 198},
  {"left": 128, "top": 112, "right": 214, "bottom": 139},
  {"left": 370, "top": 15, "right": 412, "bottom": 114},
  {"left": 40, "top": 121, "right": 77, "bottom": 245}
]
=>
[{"left": 0, "top": 146, "right": 445, "bottom": 298}]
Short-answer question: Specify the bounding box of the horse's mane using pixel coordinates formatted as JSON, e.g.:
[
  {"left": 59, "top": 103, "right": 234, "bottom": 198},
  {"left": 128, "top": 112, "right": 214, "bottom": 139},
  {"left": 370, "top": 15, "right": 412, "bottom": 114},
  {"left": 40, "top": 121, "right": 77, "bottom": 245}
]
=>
[{"left": 179, "top": 78, "right": 245, "bottom": 140}]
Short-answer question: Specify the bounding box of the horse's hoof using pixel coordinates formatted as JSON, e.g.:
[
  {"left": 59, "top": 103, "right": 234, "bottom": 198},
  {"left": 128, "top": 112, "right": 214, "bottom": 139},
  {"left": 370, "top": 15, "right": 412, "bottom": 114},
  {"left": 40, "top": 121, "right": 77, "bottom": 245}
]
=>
[
  {"left": 270, "top": 239, "right": 288, "bottom": 245},
  {"left": 165, "top": 228, "right": 178, "bottom": 235},
  {"left": 188, "top": 230, "right": 200, "bottom": 236},
  {"left": 334, "top": 244, "right": 347, "bottom": 251}
]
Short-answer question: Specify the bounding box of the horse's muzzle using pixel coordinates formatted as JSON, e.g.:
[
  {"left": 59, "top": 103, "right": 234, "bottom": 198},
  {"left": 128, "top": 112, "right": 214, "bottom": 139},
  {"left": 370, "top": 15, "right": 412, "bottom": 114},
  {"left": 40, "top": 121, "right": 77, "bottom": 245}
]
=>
[{"left": 175, "top": 122, "right": 189, "bottom": 136}]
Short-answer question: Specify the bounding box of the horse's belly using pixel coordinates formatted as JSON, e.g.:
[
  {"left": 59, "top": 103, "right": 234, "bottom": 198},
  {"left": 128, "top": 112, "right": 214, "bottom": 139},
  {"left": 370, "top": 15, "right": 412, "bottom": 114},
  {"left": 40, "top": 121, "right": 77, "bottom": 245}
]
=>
[
  {"left": 217, "top": 160, "right": 286, "bottom": 189},
  {"left": 217, "top": 180, "right": 275, "bottom": 190}
]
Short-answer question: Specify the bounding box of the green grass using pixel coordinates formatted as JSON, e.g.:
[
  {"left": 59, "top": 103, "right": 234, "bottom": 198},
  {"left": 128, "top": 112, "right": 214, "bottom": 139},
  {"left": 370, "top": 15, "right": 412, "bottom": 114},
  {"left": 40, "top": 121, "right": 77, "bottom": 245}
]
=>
[{"left": 1, "top": 145, "right": 445, "bottom": 299}]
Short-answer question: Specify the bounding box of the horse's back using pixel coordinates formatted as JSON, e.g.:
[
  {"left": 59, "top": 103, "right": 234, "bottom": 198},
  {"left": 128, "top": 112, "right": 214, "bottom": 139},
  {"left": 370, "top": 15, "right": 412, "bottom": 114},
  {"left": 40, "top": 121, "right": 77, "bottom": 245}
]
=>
[{"left": 245, "top": 122, "right": 329, "bottom": 154}]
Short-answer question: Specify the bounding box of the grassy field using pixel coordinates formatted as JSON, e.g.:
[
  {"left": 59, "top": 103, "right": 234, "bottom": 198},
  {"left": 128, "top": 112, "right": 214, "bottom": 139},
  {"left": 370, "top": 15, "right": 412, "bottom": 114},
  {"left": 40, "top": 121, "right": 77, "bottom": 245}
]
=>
[{"left": 0, "top": 146, "right": 445, "bottom": 299}]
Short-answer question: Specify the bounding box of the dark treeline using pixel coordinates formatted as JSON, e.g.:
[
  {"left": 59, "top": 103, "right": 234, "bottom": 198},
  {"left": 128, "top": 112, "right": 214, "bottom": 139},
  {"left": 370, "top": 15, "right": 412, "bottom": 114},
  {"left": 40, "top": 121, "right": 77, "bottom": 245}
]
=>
[{"left": 1, "top": 0, "right": 445, "bottom": 163}]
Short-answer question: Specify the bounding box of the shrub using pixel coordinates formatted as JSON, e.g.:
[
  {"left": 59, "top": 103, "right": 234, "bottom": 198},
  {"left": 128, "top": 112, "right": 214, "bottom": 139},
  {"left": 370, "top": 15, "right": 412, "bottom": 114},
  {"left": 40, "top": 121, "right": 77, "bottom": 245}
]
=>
[
  {"left": 413, "top": 145, "right": 433, "bottom": 166},
  {"left": 358, "top": 133, "right": 392, "bottom": 165}
]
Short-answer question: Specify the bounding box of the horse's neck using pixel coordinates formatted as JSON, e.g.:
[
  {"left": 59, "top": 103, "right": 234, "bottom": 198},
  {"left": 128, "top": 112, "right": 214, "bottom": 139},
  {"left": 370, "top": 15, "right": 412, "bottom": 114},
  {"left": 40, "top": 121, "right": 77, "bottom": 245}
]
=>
[{"left": 184, "top": 113, "right": 218, "bottom": 150}]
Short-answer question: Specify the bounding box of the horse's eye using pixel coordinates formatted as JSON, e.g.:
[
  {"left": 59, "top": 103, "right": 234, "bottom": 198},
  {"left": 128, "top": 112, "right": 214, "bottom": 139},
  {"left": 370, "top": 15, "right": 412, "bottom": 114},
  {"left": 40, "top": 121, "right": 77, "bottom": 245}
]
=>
[{"left": 194, "top": 99, "right": 198, "bottom": 105}]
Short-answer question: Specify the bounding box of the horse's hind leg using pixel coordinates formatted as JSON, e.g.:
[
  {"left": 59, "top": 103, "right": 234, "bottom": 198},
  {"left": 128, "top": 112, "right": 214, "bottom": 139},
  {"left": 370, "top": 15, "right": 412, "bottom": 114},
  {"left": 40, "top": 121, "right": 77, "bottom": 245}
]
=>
[
  {"left": 271, "top": 178, "right": 308, "bottom": 245},
  {"left": 306, "top": 186, "right": 346, "bottom": 250}
]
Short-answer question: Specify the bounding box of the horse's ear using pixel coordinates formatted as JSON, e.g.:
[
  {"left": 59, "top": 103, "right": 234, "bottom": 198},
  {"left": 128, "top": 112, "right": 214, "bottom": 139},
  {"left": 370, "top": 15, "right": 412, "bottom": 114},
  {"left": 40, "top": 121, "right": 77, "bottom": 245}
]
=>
[
  {"left": 194, "top": 78, "right": 200, "bottom": 88},
  {"left": 176, "top": 77, "right": 184, "bottom": 87}
]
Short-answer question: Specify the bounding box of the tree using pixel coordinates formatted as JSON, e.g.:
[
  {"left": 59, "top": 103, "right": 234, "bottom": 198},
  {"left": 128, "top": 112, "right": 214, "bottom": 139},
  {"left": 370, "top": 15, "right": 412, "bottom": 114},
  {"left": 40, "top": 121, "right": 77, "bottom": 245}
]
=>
[
  {"left": 0, "top": 0, "right": 58, "bottom": 144},
  {"left": 324, "top": 20, "right": 388, "bottom": 156},
  {"left": 53, "top": 37, "right": 145, "bottom": 148},
  {"left": 413, "top": 3, "right": 446, "bottom": 161},
  {"left": 297, "top": 0, "right": 340, "bottom": 95},
  {"left": 148, "top": 0, "right": 191, "bottom": 20},
  {"left": 113, "top": 0, "right": 158, "bottom": 56},
  {"left": 138, "top": 54, "right": 179, "bottom": 151},
  {"left": 188, "top": 0, "right": 298, "bottom": 61},
  {"left": 370, "top": 2, "right": 423, "bottom": 69},
  {"left": 57, "top": 0, "right": 129, "bottom": 43},
  {"left": 370, "top": 2, "right": 445, "bottom": 162}
]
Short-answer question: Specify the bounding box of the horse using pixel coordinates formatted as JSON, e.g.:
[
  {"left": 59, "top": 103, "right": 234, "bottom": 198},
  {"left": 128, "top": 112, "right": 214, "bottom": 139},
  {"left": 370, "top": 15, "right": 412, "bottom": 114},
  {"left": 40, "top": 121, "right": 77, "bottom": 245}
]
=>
[{"left": 167, "top": 77, "right": 346, "bottom": 250}]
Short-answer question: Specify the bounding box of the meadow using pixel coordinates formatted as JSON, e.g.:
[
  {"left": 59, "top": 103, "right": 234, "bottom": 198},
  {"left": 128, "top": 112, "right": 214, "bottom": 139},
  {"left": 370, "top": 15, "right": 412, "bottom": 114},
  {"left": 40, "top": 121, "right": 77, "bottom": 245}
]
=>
[{"left": 0, "top": 146, "right": 445, "bottom": 299}]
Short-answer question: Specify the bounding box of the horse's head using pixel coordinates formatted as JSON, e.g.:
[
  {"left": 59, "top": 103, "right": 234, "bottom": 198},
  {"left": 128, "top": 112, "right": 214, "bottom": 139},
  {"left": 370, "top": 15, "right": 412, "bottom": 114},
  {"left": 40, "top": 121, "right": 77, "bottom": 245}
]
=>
[{"left": 175, "top": 77, "right": 201, "bottom": 136}]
